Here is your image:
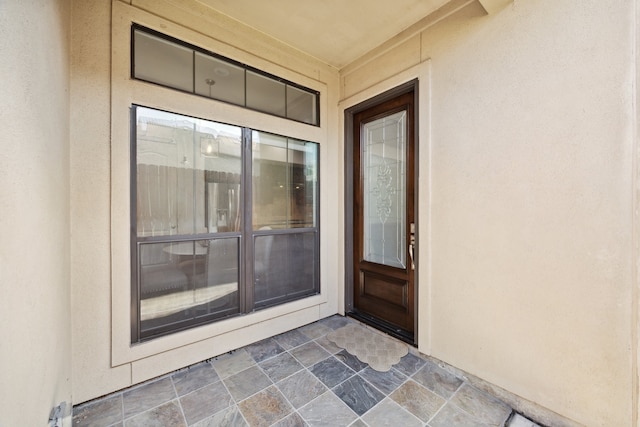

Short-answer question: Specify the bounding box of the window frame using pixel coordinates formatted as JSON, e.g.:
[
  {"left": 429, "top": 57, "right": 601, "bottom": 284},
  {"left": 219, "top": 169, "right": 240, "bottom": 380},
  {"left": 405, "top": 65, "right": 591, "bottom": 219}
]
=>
[
  {"left": 130, "top": 105, "right": 321, "bottom": 343},
  {"left": 131, "top": 24, "right": 321, "bottom": 127}
]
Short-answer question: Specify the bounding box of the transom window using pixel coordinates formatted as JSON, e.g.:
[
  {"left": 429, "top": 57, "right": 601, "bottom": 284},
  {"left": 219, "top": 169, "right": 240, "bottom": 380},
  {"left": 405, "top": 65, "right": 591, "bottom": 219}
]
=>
[
  {"left": 132, "top": 25, "right": 320, "bottom": 126},
  {"left": 131, "top": 106, "right": 320, "bottom": 342}
]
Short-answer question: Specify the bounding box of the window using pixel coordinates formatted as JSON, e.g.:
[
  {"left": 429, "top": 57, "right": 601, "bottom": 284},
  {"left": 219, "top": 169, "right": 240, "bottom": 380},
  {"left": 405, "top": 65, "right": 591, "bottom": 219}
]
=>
[
  {"left": 131, "top": 106, "right": 320, "bottom": 342},
  {"left": 132, "top": 25, "right": 319, "bottom": 126}
]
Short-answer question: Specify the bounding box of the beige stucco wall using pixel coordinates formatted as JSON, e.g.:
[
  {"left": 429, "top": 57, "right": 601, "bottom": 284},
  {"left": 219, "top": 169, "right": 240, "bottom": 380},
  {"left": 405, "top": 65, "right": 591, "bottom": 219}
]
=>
[
  {"left": 0, "top": 1, "right": 72, "bottom": 426},
  {"left": 70, "top": 0, "right": 341, "bottom": 403},
  {"left": 342, "top": 0, "right": 636, "bottom": 425}
]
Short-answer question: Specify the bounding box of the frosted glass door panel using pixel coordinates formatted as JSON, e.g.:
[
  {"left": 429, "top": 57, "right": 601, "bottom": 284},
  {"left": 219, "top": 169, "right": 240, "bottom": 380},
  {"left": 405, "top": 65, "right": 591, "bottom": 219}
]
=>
[{"left": 362, "top": 111, "right": 407, "bottom": 269}]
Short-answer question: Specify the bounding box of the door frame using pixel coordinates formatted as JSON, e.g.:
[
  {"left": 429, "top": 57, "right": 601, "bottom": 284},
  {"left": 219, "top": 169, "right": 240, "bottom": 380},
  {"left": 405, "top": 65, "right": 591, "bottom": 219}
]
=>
[{"left": 344, "top": 79, "right": 419, "bottom": 345}]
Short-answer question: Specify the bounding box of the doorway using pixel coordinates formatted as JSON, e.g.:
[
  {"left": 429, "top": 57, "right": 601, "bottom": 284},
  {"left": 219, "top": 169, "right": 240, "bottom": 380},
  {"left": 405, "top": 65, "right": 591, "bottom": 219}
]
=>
[{"left": 345, "top": 81, "right": 417, "bottom": 345}]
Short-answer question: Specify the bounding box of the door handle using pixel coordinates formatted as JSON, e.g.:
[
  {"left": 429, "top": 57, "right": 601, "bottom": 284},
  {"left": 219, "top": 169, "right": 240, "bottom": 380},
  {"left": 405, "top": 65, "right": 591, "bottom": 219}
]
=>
[
  {"left": 409, "top": 241, "right": 415, "bottom": 270},
  {"left": 409, "top": 223, "right": 415, "bottom": 270}
]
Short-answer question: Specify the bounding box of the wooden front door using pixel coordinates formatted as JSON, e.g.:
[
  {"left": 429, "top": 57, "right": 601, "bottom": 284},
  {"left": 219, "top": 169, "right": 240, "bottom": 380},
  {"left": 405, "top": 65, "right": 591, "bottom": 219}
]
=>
[{"left": 352, "top": 90, "right": 416, "bottom": 341}]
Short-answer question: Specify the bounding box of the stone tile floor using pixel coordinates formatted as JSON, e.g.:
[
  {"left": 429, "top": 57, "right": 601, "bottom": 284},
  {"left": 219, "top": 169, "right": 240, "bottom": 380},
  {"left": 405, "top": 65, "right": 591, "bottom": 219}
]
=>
[{"left": 73, "top": 315, "right": 540, "bottom": 427}]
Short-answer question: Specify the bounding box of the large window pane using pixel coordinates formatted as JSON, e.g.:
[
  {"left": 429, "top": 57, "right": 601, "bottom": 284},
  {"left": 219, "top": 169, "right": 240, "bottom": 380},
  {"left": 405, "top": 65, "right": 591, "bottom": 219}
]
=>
[
  {"left": 134, "top": 30, "right": 193, "bottom": 92},
  {"left": 132, "top": 105, "right": 320, "bottom": 342},
  {"left": 139, "top": 238, "right": 240, "bottom": 338},
  {"left": 195, "top": 53, "right": 245, "bottom": 106},
  {"left": 254, "top": 232, "right": 317, "bottom": 307},
  {"left": 135, "top": 107, "right": 242, "bottom": 236}
]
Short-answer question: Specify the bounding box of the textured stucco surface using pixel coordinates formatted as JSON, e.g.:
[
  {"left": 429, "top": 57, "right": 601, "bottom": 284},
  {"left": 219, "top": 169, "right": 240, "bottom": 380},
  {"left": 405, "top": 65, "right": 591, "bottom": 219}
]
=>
[
  {"left": 0, "top": 1, "right": 72, "bottom": 426},
  {"left": 342, "top": 0, "right": 635, "bottom": 425}
]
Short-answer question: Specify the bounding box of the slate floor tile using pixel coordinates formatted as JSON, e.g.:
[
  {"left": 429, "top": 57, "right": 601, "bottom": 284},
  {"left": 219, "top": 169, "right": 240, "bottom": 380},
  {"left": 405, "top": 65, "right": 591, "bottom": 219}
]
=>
[
  {"left": 237, "top": 386, "right": 293, "bottom": 427},
  {"left": 276, "top": 369, "right": 327, "bottom": 409},
  {"left": 393, "top": 352, "right": 426, "bottom": 377},
  {"left": 290, "top": 341, "right": 331, "bottom": 367},
  {"left": 334, "top": 349, "right": 368, "bottom": 373},
  {"left": 428, "top": 402, "right": 488, "bottom": 427},
  {"left": 244, "top": 338, "right": 285, "bottom": 363},
  {"left": 298, "top": 322, "right": 333, "bottom": 339},
  {"left": 310, "top": 356, "right": 356, "bottom": 388},
  {"left": 224, "top": 365, "right": 273, "bottom": 402},
  {"left": 273, "top": 329, "right": 311, "bottom": 350},
  {"left": 172, "top": 362, "right": 220, "bottom": 396},
  {"left": 271, "top": 411, "right": 308, "bottom": 427},
  {"left": 122, "top": 377, "right": 176, "bottom": 419},
  {"left": 298, "top": 391, "right": 357, "bottom": 427},
  {"left": 72, "top": 393, "right": 123, "bottom": 427},
  {"left": 190, "top": 405, "right": 248, "bottom": 427},
  {"left": 180, "top": 381, "right": 234, "bottom": 425},
  {"left": 315, "top": 335, "right": 343, "bottom": 354},
  {"left": 389, "top": 379, "right": 445, "bottom": 422},
  {"left": 260, "top": 352, "right": 304, "bottom": 382},
  {"left": 332, "top": 375, "right": 384, "bottom": 416},
  {"left": 411, "top": 360, "right": 463, "bottom": 399},
  {"left": 360, "top": 398, "right": 422, "bottom": 427},
  {"left": 73, "top": 320, "right": 517, "bottom": 427},
  {"left": 449, "top": 383, "right": 512, "bottom": 426},
  {"left": 212, "top": 350, "right": 256, "bottom": 379},
  {"left": 124, "top": 400, "right": 185, "bottom": 427},
  {"left": 318, "top": 315, "right": 352, "bottom": 330},
  {"left": 358, "top": 366, "right": 407, "bottom": 395}
]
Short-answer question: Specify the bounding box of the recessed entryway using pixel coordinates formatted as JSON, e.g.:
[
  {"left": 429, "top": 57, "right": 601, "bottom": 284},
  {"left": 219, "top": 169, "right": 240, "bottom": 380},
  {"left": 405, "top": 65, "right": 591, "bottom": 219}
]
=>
[{"left": 344, "top": 81, "right": 418, "bottom": 345}]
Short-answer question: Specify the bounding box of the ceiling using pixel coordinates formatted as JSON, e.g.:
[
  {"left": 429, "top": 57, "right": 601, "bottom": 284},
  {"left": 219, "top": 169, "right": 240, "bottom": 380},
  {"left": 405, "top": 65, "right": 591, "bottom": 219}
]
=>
[{"left": 196, "top": 0, "right": 453, "bottom": 69}]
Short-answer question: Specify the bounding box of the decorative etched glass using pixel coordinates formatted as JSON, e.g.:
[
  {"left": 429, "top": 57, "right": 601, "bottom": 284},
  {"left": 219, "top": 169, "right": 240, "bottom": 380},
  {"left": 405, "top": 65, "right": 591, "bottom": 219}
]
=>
[{"left": 362, "top": 111, "right": 407, "bottom": 268}]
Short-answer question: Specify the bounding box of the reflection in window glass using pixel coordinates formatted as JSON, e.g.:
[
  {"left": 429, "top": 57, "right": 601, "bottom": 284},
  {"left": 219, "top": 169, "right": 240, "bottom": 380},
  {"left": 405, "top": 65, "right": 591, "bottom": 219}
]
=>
[
  {"left": 287, "top": 85, "right": 317, "bottom": 125},
  {"left": 134, "top": 30, "right": 193, "bottom": 92},
  {"left": 252, "top": 133, "right": 288, "bottom": 229},
  {"left": 288, "top": 140, "right": 318, "bottom": 228},
  {"left": 133, "top": 25, "right": 320, "bottom": 125},
  {"left": 135, "top": 106, "right": 242, "bottom": 237},
  {"left": 132, "top": 106, "right": 320, "bottom": 342},
  {"left": 254, "top": 232, "right": 317, "bottom": 307},
  {"left": 252, "top": 131, "right": 318, "bottom": 229},
  {"left": 139, "top": 238, "right": 240, "bottom": 339},
  {"left": 195, "top": 53, "right": 245, "bottom": 106},
  {"left": 246, "top": 71, "right": 286, "bottom": 116}
]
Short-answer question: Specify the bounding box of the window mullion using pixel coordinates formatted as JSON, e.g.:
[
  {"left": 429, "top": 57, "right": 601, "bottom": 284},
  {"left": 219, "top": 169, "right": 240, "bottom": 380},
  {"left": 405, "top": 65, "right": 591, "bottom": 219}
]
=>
[{"left": 242, "top": 127, "right": 255, "bottom": 313}]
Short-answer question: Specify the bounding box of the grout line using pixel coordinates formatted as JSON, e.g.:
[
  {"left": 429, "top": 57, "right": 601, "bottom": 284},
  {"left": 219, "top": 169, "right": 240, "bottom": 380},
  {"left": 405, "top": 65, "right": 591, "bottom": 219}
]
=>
[{"left": 169, "top": 374, "right": 189, "bottom": 426}]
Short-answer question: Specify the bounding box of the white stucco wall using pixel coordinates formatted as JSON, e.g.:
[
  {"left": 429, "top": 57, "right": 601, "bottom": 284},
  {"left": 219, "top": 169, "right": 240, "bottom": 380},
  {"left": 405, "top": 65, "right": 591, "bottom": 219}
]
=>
[
  {"left": 70, "top": 0, "right": 341, "bottom": 403},
  {"left": 0, "top": 1, "right": 72, "bottom": 426},
  {"left": 342, "top": 0, "right": 636, "bottom": 425}
]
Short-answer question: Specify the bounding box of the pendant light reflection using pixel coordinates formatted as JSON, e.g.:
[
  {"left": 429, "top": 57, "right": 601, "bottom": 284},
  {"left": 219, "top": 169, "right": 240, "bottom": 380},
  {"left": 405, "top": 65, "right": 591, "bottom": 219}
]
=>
[
  {"left": 200, "top": 135, "right": 219, "bottom": 158},
  {"left": 205, "top": 78, "right": 216, "bottom": 98}
]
